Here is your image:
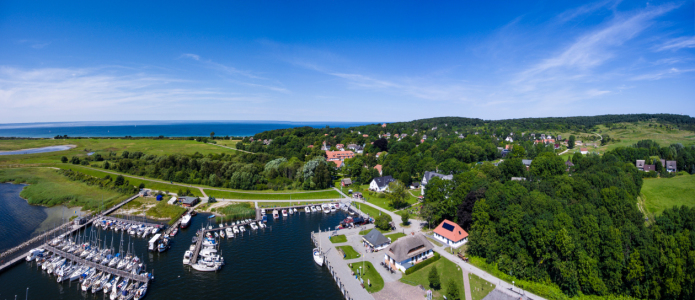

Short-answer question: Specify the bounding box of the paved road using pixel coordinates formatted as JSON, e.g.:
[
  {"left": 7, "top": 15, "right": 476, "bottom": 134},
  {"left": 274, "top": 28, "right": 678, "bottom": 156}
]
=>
[{"left": 333, "top": 188, "right": 405, "bottom": 230}]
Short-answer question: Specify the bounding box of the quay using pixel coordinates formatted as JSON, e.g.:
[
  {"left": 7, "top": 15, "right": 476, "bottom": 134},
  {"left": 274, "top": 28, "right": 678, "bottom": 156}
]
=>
[
  {"left": 43, "top": 244, "right": 149, "bottom": 283},
  {"left": 188, "top": 217, "right": 261, "bottom": 265},
  {"left": 100, "top": 215, "right": 164, "bottom": 229},
  {"left": 311, "top": 230, "right": 372, "bottom": 300},
  {"left": 258, "top": 202, "right": 336, "bottom": 212}
]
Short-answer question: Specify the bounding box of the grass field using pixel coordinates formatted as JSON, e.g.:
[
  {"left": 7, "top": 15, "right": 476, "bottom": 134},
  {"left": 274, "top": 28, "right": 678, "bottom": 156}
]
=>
[
  {"left": 385, "top": 232, "right": 406, "bottom": 242},
  {"left": 642, "top": 175, "right": 695, "bottom": 216},
  {"left": 206, "top": 189, "right": 342, "bottom": 200},
  {"left": 348, "top": 261, "right": 384, "bottom": 293},
  {"left": 359, "top": 228, "right": 391, "bottom": 235},
  {"left": 0, "top": 138, "right": 240, "bottom": 166},
  {"left": 146, "top": 201, "right": 187, "bottom": 225},
  {"left": 0, "top": 167, "right": 130, "bottom": 211},
  {"left": 400, "top": 256, "right": 465, "bottom": 300},
  {"left": 330, "top": 234, "right": 347, "bottom": 243},
  {"left": 336, "top": 245, "right": 361, "bottom": 259},
  {"left": 354, "top": 203, "right": 387, "bottom": 219},
  {"left": 57, "top": 165, "right": 204, "bottom": 196},
  {"left": 213, "top": 139, "right": 242, "bottom": 147},
  {"left": 469, "top": 273, "right": 496, "bottom": 300},
  {"left": 257, "top": 201, "right": 330, "bottom": 208}
]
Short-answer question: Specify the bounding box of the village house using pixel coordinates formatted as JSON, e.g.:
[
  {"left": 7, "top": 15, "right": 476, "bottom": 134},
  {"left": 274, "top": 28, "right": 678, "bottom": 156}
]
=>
[
  {"left": 382, "top": 123, "right": 387, "bottom": 128},
  {"left": 410, "top": 181, "right": 420, "bottom": 189},
  {"left": 331, "top": 160, "right": 344, "bottom": 169},
  {"left": 643, "top": 165, "right": 656, "bottom": 172},
  {"left": 636, "top": 160, "right": 645, "bottom": 171},
  {"left": 421, "top": 171, "right": 453, "bottom": 195},
  {"left": 580, "top": 148, "right": 589, "bottom": 155},
  {"left": 522, "top": 159, "right": 533, "bottom": 170},
  {"left": 363, "top": 228, "right": 391, "bottom": 251},
  {"left": 376, "top": 152, "right": 383, "bottom": 158},
  {"left": 341, "top": 178, "right": 352, "bottom": 187},
  {"left": 370, "top": 175, "right": 395, "bottom": 192},
  {"left": 384, "top": 234, "right": 435, "bottom": 273},
  {"left": 432, "top": 220, "right": 469, "bottom": 248},
  {"left": 666, "top": 160, "right": 678, "bottom": 173},
  {"left": 321, "top": 141, "right": 331, "bottom": 151},
  {"left": 325, "top": 150, "right": 355, "bottom": 161},
  {"left": 178, "top": 196, "right": 199, "bottom": 208},
  {"left": 565, "top": 157, "right": 575, "bottom": 171},
  {"left": 505, "top": 136, "right": 513, "bottom": 142},
  {"left": 374, "top": 164, "right": 383, "bottom": 176},
  {"left": 336, "top": 144, "right": 345, "bottom": 150}
]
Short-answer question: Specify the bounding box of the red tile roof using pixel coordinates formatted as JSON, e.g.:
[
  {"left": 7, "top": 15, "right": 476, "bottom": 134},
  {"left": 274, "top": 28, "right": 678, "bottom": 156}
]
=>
[
  {"left": 433, "top": 220, "right": 468, "bottom": 242},
  {"left": 325, "top": 150, "right": 355, "bottom": 161},
  {"left": 374, "top": 164, "right": 382, "bottom": 174}
]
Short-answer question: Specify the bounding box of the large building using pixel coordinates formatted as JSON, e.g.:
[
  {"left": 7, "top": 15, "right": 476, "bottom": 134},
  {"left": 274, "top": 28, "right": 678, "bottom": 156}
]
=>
[
  {"left": 384, "top": 234, "right": 435, "bottom": 272},
  {"left": 432, "top": 220, "right": 469, "bottom": 248},
  {"left": 325, "top": 150, "right": 355, "bottom": 161}
]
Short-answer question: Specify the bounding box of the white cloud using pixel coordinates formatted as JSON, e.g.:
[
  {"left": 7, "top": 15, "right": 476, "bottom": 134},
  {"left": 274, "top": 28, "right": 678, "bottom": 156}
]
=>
[
  {"left": 630, "top": 68, "right": 695, "bottom": 81},
  {"left": 654, "top": 36, "right": 695, "bottom": 52}
]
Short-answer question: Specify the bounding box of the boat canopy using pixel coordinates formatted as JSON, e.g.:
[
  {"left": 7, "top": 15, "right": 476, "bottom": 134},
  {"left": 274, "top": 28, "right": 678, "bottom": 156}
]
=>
[{"left": 148, "top": 234, "right": 162, "bottom": 244}]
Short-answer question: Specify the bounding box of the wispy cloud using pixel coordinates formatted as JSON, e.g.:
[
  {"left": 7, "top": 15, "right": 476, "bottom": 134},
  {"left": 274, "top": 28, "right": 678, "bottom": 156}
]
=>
[
  {"left": 17, "top": 39, "right": 51, "bottom": 49},
  {"left": 630, "top": 67, "right": 695, "bottom": 81},
  {"left": 654, "top": 36, "right": 695, "bottom": 52},
  {"left": 180, "top": 53, "right": 290, "bottom": 93}
]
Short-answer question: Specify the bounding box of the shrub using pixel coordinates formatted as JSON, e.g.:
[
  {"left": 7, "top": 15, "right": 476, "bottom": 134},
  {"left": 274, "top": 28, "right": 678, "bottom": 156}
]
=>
[
  {"left": 405, "top": 252, "right": 441, "bottom": 275},
  {"left": 61, "top": 156, "right": 68, "bottom": 163},
  {"left": 447, "top": 279, "right": 460, "bottom": 300},
  {"left": 375, "top": 214, "right": 392, "bottom": 231},
  {"left": 428, "top": 265, "right": 440, "bottom": 289}
]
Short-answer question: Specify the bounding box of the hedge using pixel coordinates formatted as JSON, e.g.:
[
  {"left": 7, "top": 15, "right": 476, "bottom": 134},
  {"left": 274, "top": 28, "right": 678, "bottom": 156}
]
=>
[{"left": 404, "top": 252, "right": 441, "bottom": 275}]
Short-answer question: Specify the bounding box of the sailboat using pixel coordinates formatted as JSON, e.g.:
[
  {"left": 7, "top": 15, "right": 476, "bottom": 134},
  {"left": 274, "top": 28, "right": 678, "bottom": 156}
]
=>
[{"left": 313, "top": 227, "right": 323, "bottom": 266}]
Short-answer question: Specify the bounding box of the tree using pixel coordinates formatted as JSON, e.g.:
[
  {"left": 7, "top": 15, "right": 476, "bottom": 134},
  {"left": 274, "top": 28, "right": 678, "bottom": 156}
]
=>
[
  {"left": 401, "top": 211, "right": 410, "bottom": 225},
  {"left": 208, "top": 196, "right": 217, "bottom": 203},
  {"left": 60, "top": 156, "right": 68, "bottom": 163},
  {"left": 374, "top": 138, "right": 388, "bottom": 151},
  {"left": 236, "top": 141, "right": 245, "bottom": 150},
  {"left": 387, "top": 180, "right": 409, "bottom": 209},
  {"left": 138, "top": 183, "right": 145, "bottom": 189},
  {"left": 428, "top": 266, "right": 441, "bottom": 289},
  {"left": 529, "top": 152, "right": 565, "bottom": 178},
  {"left": 210, "top": 131, "right": 215, "bottom": 139},
  {"left": 446, "top": 279, "right": 460, "bottom": 300},
  {"left": 114, "top": 175, "right": 125, "bottom": 186},
  {"left": 70, "top": 156, "right": 80, "bottom": 164},
  {"left": 510, "top": 145, "right": 526, "bottom": 159},
  {"left": 375, "top": 214, "right": 392, "bottom": 231},
  {"left": 104, "top": 161, "right": 110, "bottom": 169},
  {"left": 568, "top": 135, "right": 576, "bottom": 149}
]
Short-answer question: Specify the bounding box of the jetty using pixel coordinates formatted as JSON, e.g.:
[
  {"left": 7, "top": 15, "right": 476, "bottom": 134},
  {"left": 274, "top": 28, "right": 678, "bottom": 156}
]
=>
[
  {"left": 42, "top": 244, "right": 149, "bottom": 283},
  {"left": 188, "top": 217, "right": 261, "bottom": 265},
  {"left": 0, "top": 193, "right": 140, "bottom": 274},
  {"left": 100, "top": 215, "right": 164, "bottom": 229}
]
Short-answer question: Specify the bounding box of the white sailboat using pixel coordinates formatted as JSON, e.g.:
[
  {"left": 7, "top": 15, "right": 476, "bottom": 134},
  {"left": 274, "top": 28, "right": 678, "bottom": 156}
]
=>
[{"left": 313, "top": 227, "right": 323, "bottom": 266}]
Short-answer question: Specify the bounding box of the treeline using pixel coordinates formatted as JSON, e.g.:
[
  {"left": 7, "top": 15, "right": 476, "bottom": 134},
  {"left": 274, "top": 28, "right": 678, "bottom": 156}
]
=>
[
  {"left": 420, "top": 153, "right": 694, "bottom": 299},
  {"left": 606, "top": 140, "right": 695, "bottom": 175},
  {"left": 81, "top": 150, "right": 336, "bottom": 191}
]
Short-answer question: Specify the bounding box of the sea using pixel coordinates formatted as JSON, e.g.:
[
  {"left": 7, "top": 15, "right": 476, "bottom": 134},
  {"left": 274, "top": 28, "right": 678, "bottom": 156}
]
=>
[
  {"left": 0, "top": 184, "right": 347, "bottom": 300},
  {"left": 0, "top": 121, "right": 372, "bottom": 138}
]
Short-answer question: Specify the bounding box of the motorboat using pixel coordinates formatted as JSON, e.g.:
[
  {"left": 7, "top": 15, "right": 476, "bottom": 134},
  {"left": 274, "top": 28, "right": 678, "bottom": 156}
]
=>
[
  {"left": 322, "top": 204, "right": 331, "bottom": 214},
  {"left": 288, "top": 208, "right": 294, "bottom": 215},
  {"left": 25, "top": 248, "right": 44, "bottom": 261},
  {"left": 282, "top": 209, "right": 288, "bottom": 217},
  {"left": 183, "top": 251, "right": 192, "bottom": 264},
  {"left": 305, "top": 206, "right": 311, "bottom": 213},
  {"left": 232, "top": 226, "right": 239, "bottom": 234},
  {"left": 262, "top": 215, "right": 268, "bottom": 222},
  {"left": 157, "top": 238, "right": 170, "bottom": 252},
  {"left": 180, "top": 214, "right": 191, "bottom": 228},
  {"left": 293, "top": 208, "right": 298, "bottom": 213},
  {"left": 272, "top": 210, "right": 279, "bottom": 219},
  {"left": 225, "top": 227, "right": 234, "bottom": 238},
  {"left": 249, "top": 222, "right": 258, "bottom": 230},
  {"left": 257, "top": 221, "right": 265, "bottom": 229},
  {"left": 170, "top": 228, "right": 178, "bottom": 237},
  {"left": 239, "top": 225, "right": 246, "bottom": 233},
  {"left": 311, "top": 206, "right": 317, "bottom": 212},
  {"left": 330, "top": 204, "right": 336, "bottom": 212},
  {"left": 191, "top": 261, "right": 220, "bottom": 272}
]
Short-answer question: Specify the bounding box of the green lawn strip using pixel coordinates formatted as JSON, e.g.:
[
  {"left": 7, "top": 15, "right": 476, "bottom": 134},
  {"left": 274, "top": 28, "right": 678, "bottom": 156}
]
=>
[
  {"left": 348, "top": 261, "right": 384, "bottom": 293},
  {"left": 400, "top": 255, "right": 464, "bottom": 300},
  {"left": 257, "top": 201, "right": 332, "bottom": 208},
  {"left": 330, "top": 234, "right": 347, "bottom": 243},
  {"left": 0, "top": 167, "right": 130, "bottom": 211},
  {"left": 641, "top": 175, "right": 695, "bottom": 215},
  {"left": 353, "top": 203, "right": 388, "bottom": 219},
  {"left": 57, "top": 165, "right": 203, "bottom": 196},
  {"left": 336, "top": 245, "right": 361, "bottom": 260},
  {"left": 469, "top": 273, "right": 496, "bottom": 300},
  {"left": 206, "top": 189, "right": 341, "bottom": 200},
  {"left": 467, "top": 256, "right": 567, "bottom": 300},
  {"left": 426, "top": 237, "right": 444, "bottom": 247},
  {"left": 384, "top": 232, "right": 406, "bottom": 242}
]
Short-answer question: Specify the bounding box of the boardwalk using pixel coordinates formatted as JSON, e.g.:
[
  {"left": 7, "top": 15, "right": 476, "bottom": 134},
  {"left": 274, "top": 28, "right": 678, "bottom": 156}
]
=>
[{"left": 43, "top": 245, "right": 149, "bottom": 283}]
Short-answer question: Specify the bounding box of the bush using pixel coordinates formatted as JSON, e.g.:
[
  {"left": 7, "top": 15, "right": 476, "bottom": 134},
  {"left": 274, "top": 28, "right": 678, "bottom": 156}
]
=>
[
  {"left": 405, "top": 252, "right": 441, "bottom": 275},
  {"left": 61, "top": 156, "right": 68, "bottom": 163},
  {"left": 138, "top": 183, "right": 145, "bottom": 189},
  {"left": 401, "top": 211, "right": 410, "bottom": 225},
  {"left": 428, "top": 265, "right": 441, "bottom": 289},
  {"left": 208, "top": 196, "right": 217, "bottom": 203},
  {"left": 375, "top": 214, "right": 392, "bottom": 231}
]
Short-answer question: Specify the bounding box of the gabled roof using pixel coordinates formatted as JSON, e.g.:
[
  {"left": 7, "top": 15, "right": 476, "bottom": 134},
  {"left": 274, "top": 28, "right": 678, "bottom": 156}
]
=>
[
  {"left": 423, "top": 171, "right": 453, "bottom": 184},
  {"left": 374, "top": 164, "right": 383, "bottom": 174},
  {"left": 433, "top": 220, "right": 468, "bottom": 242},
  {"left": 341, "top": 178, "right": 352, "bottom": 185},
  {"left": 636, "top": 160, "right": 645, "bottom": 168},
  {"left": 522, "top": 159, "right": 533, "bottom": 166},
  {"left": 666, "top": 160, "right": 677, "bottom": 170},
  {"left": 643, "top": 165, "right": 656, "bottom": 172},
  {"left": 363, "top": 229, "right": 391, "bottom": 247},
  {"left": 372, "top": 176, "right": 395, "bottom": 189},
  {"left": 386, "top": 234, "right": 433, "bottom": 262}
]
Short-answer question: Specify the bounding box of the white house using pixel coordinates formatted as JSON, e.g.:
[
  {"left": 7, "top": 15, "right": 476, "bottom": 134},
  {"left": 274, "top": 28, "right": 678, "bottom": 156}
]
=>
[
  {"left": 384, "top": 234, "right": 435, "bottom": 273},
  {"left": 421, "top": 171, "right": 453, "bottom": 195},
  {"left": 432, "top": 220, "right": 468, "bottom": 248},
  {"left": 362, "top": 229, "right": 391, "bottom": 251},
  {"left": 370, "top": 176, "right": 395, "bottom": 192}
]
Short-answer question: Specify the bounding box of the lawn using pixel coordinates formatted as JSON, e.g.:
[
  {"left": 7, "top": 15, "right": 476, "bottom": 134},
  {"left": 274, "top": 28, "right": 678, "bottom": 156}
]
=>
[
  {"left": 426, "top": 237, "right": 444, "bottom": 247},
  {"left": 57, "top": 165, "right": 204, "bottom": 196},
  {"left": 359, "top": 228, "right": 390, "bottom": 235},
  {"left": 0, "top": 167, "right": 130, "bottom": 211},
  {"left": 336, "top": 245, "right": 361, "bottom": 259},
  {"left": 400, "top": 255, "right": 465, "bottom": 300},
  {"left": 0, "top": 138, "right": 240, "bottom": 166},
  {"left": 385, "top": 232, "right": 406, "bottom": 242},
  {"left": 348, "top": 261, "right": 384, "bottom": 293},
  {"left": 469, "top": 273, "right": 496, "bottom": 300},
  {"left": 353, "top": 202, "right": 387, "bottom": 219},
  {"left": 642, "top": 175, "right": 695, "bottom": 215},
  {"left": 330, "top": 234, "right": 347, "bottom": 243},
  {"left": 146, "top": 201, "right": 188, "bottom": 225},
  {"left": 257, "top": 201, "right": 331, "bottom": 208},
  {"left": 206, "top": 189, "right": 342, "bottom": 200}
]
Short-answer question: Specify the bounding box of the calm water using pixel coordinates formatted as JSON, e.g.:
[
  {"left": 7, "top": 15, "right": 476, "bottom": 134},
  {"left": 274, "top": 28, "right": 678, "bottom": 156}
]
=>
[
  {"left": 0, "top": 121, "right": 370, "bottom": 138},
  {"left": 0, "top": 185, "right": 346, "bottom": 300},
  {"left": 0, "top": 146, "right": 74, "bottom": 156}
]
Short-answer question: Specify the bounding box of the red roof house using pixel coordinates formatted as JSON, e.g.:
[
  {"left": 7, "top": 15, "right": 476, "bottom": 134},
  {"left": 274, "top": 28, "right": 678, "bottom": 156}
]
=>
[{"left": 432, "top": 220, "right": 468, "bottom": 248}]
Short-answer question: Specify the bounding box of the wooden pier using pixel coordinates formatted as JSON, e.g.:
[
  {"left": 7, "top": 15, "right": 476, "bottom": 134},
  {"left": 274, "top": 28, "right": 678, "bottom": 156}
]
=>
[{"left": 43, "top": 245, "right": 149, "bottom": 283}]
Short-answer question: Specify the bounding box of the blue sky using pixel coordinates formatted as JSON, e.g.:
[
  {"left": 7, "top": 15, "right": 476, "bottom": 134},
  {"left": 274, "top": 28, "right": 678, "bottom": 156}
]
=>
[{"left": 0, "top": 0, "right": 693, "bottom": 123}]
